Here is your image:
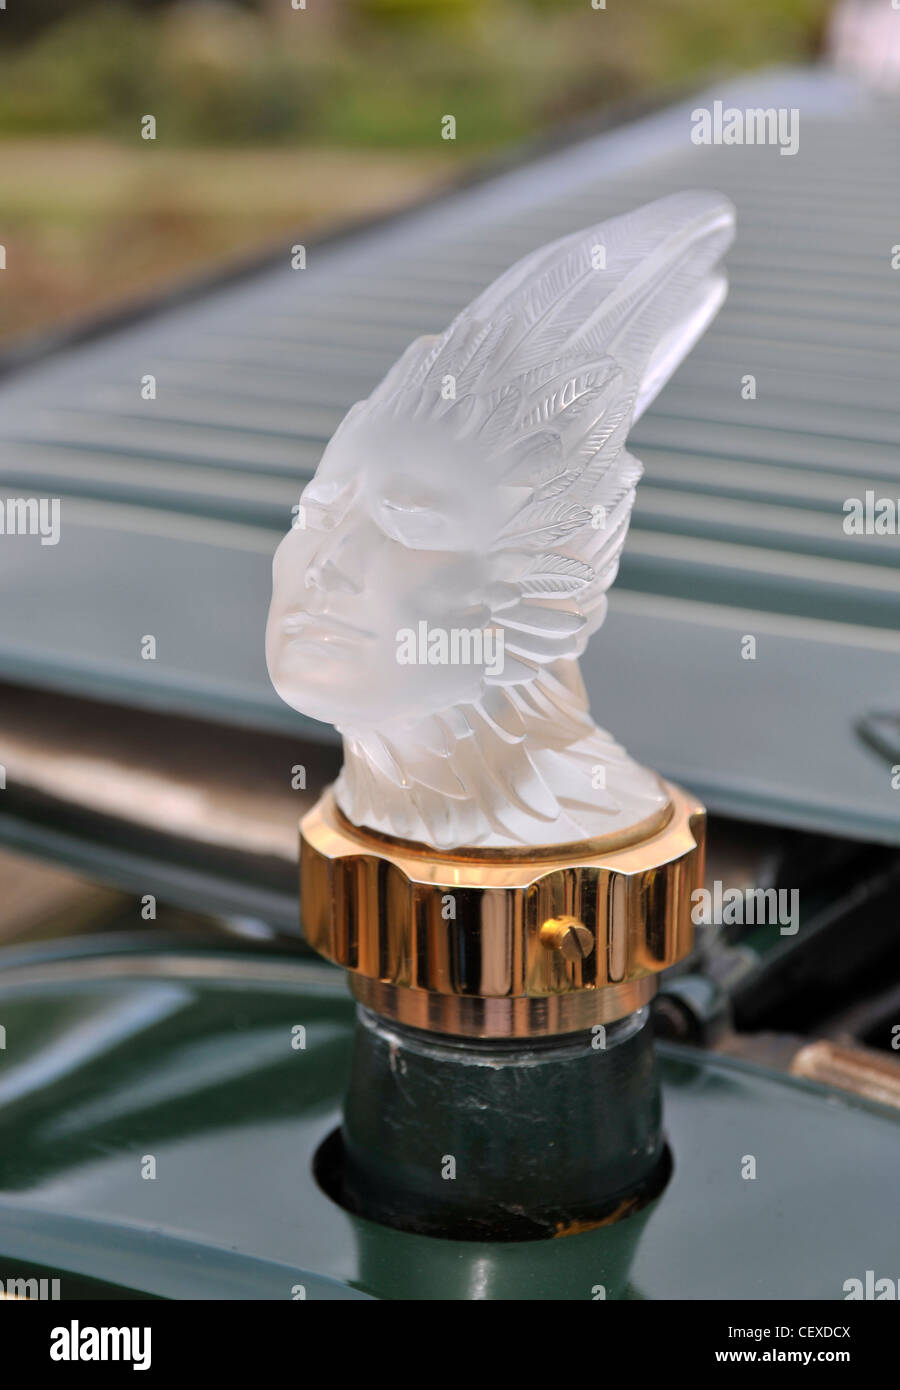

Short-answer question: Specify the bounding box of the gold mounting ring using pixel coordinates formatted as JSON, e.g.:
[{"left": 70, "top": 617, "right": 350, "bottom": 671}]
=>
[{"left": 299, "top": 779, "right": 705, "bottom": 1038}]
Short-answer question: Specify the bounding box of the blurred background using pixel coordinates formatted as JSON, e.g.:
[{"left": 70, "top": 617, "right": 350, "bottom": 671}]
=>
[{"left": 0, "top": 0, "right": 833, "bottom": 346}]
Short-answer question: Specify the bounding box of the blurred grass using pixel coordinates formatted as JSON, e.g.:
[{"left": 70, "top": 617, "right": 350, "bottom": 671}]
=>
[
  {"left": 0, "top": 141, "right": 464, "bottom": 342},
  {"left": 0, "top": 0, "right": 832, "bottom": 342}
]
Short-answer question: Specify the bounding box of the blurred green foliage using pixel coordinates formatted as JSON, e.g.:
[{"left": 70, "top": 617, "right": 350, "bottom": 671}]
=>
[{"left": 0, "top": 0, "right": 831, "bottom": 149}]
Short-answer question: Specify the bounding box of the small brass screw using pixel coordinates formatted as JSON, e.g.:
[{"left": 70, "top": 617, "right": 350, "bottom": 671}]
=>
[{"left": 540, "top": 915, "right": 595, "bottom": 962}]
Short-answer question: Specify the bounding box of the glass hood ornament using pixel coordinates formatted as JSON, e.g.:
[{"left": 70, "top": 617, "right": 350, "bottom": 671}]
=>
[
  {"left": 267, "top": 191, "right": 734, "bottom": 1237},
  {"left": 268, "top": 191, "right": 735, "bottom": 851}
]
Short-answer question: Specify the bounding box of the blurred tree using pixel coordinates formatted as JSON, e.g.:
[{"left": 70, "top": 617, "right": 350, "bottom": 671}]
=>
[
  {"left": 0, "top": 0, "right": 833, "bottom": 144},
  {"left": 0, "top": 0, "right": 170, "bottom": 41},
  {"left": 0, "top": 5, "right": 159, "bottom": 132},
  {"left": 348, "top": 0, "right": 486, "bottom": 27}
]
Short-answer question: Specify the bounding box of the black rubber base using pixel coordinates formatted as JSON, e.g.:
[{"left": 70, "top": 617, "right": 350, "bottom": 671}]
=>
[{"left": 316, "top": 1005, "right": 670, "bottom": 1242}]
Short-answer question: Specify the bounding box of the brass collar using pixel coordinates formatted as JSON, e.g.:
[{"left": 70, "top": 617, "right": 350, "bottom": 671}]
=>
[{"left": 300, "top": 780, "right": 705, "bottom": 1039}]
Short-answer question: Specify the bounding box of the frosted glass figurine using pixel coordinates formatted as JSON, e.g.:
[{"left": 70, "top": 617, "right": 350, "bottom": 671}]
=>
[{"left": 267, "top": 191, "right": 735, "bottom": 850}]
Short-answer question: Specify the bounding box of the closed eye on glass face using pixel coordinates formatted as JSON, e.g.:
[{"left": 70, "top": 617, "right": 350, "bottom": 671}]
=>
[{"left": 376, "top": 477, "right": 460, "bottom": 550}]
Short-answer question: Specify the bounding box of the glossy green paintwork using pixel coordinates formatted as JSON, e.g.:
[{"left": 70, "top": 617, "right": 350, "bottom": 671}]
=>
[{"left": 0, "top": 936, "right": 897, "bottom": 1300}]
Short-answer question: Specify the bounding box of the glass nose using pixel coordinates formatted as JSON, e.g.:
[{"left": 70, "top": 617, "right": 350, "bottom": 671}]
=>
[{"left": 304, "top": 532, "right": 364, "bottom": 596}]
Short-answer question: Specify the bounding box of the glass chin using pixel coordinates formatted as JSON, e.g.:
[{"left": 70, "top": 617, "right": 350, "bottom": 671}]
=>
[
  {"left": 283, "top": 674, "right": 407, "bottom": 729},
  {"left": 272, "top": 647, "right": 487, "bottom": 727}
]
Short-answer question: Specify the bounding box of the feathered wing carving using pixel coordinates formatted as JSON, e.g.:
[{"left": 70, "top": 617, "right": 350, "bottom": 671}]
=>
[{"left": 268, "top": 191, "right": 735, "bottom": 849}]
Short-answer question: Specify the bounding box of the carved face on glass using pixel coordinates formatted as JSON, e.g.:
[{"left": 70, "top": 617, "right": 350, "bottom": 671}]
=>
[
  {"left": 268, "top": 411, "right": 525, "bottom": 729},
  {"left": 267, "top": 192, "right": 734, "bottom": 849}
]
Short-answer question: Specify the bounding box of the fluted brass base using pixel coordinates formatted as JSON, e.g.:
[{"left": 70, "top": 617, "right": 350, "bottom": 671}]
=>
[{"left": 300, "top": 779, "right": 705, "bottom": 1039}]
